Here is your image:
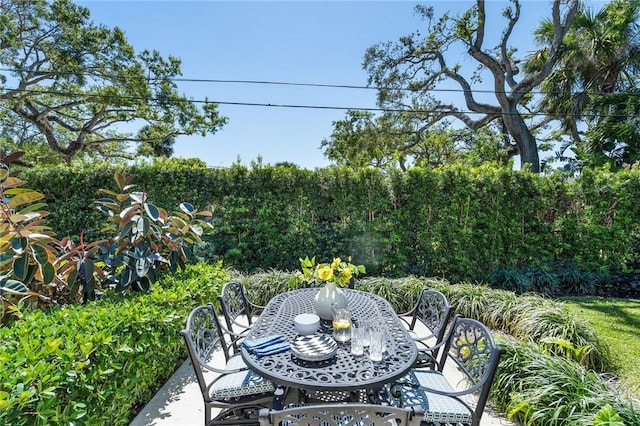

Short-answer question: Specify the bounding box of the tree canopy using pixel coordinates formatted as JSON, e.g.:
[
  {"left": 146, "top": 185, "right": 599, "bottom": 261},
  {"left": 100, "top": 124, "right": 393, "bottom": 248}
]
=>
[
  {"left": 321, "top": 110, "right": 513, "bottom": 171},
  {"left": 353, "top": 0, "right": 581, "bottom": 173},
  {"left": 0, "top": 0, "right": 227, "bottom": 165},
  {"left": 532, "top": 0, "right": 640, "bottom": 170}
]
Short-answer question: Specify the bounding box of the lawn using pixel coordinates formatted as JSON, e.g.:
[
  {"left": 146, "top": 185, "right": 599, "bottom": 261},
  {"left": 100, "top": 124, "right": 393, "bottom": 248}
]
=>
[{"left": 562, "top": 296, "right": 640, "bottom": 398}]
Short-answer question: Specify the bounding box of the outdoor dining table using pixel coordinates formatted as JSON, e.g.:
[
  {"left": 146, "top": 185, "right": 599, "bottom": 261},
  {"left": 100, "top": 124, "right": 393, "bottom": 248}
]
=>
[{"left": 240, "top": 288, "right": 418, "bottom": 407}]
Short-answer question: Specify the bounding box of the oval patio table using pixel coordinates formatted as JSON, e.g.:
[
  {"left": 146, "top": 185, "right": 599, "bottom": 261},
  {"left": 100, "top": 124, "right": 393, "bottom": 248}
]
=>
[{"left": 240, "top": 288, "right": 417, "bottom": 406}]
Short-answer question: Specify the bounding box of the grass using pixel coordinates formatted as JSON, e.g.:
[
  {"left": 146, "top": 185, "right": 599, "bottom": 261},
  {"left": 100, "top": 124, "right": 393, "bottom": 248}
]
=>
[{"left": 561, "top": 296, "right": 640, "bottom": 398}]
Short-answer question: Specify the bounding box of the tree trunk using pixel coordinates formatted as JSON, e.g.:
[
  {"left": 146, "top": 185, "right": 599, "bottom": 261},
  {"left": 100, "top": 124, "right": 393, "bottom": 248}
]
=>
[{"left": 503, "top": 108, "right": 540, "bottom": 173}]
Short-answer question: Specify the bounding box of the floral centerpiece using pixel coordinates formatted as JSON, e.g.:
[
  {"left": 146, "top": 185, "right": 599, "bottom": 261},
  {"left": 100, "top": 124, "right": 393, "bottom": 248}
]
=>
[{"left": 293, "top": 256, "right": 366, "bottom": 320}]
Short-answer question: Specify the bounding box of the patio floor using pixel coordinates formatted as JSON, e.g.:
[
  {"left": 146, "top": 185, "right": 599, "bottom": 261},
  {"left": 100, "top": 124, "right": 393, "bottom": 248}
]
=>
[{"left": 130, "top": 318, "right": 515, "bottom": 426}]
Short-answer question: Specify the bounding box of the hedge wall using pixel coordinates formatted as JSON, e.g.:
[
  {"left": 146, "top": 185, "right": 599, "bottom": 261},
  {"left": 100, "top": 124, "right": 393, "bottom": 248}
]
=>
[{"left": 21, "top": 161, "right": 640, "bottom": 282}]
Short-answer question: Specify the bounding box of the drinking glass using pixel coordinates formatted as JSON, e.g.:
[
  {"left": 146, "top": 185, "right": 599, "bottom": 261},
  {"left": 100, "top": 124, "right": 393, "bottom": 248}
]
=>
[
  {"left": 359, "top": 320, "right": 373, "bottom": 346},
  {"left": 350, "top": 325, "right": 365, "bottom": 356},
  {"left": 368, "top": 327, "right": 385, "bottom": 362}
]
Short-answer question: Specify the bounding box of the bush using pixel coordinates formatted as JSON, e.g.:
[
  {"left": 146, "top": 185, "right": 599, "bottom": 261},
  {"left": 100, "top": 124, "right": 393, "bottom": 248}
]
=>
[
  {"left": 494, "top": 338, "right": 640, "bottom": 425},
  {"left": 0, "top": 262, "right": 228, "bottom": 425},
  {"left": 20, "top": 162, "right": 640, "bottom": 291}
]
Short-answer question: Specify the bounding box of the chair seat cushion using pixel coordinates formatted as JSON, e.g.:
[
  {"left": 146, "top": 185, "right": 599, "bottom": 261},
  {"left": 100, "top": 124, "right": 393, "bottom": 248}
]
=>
[
  {"left": 210, "top": 354, "right": 275, "bottom": 400},
  {"left": 226, "top": 354, "right": 248, "bottom": 370},
  {"left": 397, "top": 370, "right": 473, "bottom": 424}
]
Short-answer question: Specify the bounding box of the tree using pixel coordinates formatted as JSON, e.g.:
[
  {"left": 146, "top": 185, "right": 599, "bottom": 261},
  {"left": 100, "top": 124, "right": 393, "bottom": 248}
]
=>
[
  {"left": 0, "top": 0, "right": 227, "bottom": 165},
  {"left": 321, "top": 110, "right": 399, "bottom": 170},
  {"left": 584, "top": 90, "right": 640, "bottom": 167},
  {"left": 363, "top": 0, "right": 579, "bottom": 173},
  {"left": 530, "top": 0, "right": 640, "bottom": 169},
  {"left": 322, "top": 110, "right": 512, "bottom": 171}
]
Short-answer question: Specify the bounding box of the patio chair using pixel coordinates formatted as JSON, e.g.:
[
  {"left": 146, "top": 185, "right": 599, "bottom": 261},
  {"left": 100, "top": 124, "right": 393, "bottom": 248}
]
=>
[
  {"left": 218, "top": 281, "right": 265, "bottom": 350},
  {"left": 180, "top": 303, "right": 275, "bottom": 425},
  {"left": 398, "top": 288, "right": 452, "bottom": 368},
  {"left": 390, "top": 315, "right": 506, "bottom": 426},
  {"left": 258, "top": 403, "right": 424, "bottom": 426}
]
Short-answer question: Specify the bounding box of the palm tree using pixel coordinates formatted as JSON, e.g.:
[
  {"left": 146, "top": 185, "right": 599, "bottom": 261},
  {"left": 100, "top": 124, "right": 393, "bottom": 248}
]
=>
[{"left": 528, "top": 0, "right": 640, "bottom": 168}]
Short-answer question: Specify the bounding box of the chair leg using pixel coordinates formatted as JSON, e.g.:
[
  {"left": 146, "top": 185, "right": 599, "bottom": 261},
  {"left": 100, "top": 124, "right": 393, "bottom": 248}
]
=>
[
  {"left": 209, "top": 407, "right": 263, "bottom": 426},
  {"left": 205, "top": 403, "right": 212, "bottom": 424}
]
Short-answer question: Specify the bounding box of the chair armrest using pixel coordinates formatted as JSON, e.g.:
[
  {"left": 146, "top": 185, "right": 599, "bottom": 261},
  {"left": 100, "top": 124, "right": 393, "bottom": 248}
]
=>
[
  {"left": 218, "top": 321, "right": 249, "bottom": 339},
  {"left": 412, "top": 332, "right": 445, "bottom": 348},
  {"left": 397, "top": 314, "right": 414, "bottom": 329},
  {"left": 391, "top": 374, "right": 487, "bottom": 398},
  {"left": 247, "top": 299, "right": 266, "bottom": 311},
  {"left": 200, "top": 360, "right": 249, "bottom": 375}
]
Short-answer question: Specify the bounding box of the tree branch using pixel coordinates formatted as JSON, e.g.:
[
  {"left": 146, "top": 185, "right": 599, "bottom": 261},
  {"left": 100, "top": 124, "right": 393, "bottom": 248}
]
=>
[{"left": 500, "top": 0, "right": 520, "bottom": 88}]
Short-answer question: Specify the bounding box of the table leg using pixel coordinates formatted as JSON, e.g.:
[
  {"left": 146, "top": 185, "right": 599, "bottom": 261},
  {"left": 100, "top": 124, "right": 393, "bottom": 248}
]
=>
[
  {"left": 367, "top": 386, "right": 391, "bottom": 405},
  {"left": 272, "top": 385, "right": 286, "bottom": 410}
]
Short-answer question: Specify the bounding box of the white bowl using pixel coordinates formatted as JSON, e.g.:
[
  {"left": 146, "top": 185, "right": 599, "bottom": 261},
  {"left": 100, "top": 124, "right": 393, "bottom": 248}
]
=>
[{"left": 294, "top": 313, "right": 320, "bottom": 335}]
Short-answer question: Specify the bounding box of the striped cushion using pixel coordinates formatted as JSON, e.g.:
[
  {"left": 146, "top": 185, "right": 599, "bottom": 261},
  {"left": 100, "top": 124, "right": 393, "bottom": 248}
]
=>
[
  {"left": 397, "top": 370, "right": 473, "bottom": 424},
  {"left": 210, "top": 354, "right": 275, "bottom": 400}
]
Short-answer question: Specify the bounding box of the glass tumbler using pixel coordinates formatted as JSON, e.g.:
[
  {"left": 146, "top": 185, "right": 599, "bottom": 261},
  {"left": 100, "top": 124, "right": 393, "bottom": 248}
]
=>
[
  {"left": 350, "top": 325, "right": 365, "bottom": 356},
  {"left": 368, "top": 327, "right": 385, "bottom": 362}
]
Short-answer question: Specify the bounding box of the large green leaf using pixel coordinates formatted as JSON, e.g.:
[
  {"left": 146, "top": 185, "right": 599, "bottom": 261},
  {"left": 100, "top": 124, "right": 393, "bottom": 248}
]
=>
[
  {"left": 17, "top": 202, "right": 48, "bottom": 213},
  {"left": 135, "top": 216, "right": 149, "bottom": 236},
  {"left": 94, "top": 198, "right": 120, "bottom": 211},
  {"left": 593, "top": 404, "right": 625, "bottom": 426},
  {"left": 40, "top": 262, "right": 55, "bottom": 284},
  {"left": 179, "top": 202, "right": 195, "bottom": 214},
  {"left": 66, "top": 269, "right": 78, "bottom": 287},
  {"left": 0, "top": 252, "right": 13, "bottom": 268},
  {"left": 31, "top": 244, "right": 49, "bottom": 265},
  {"left": 0, "top": 279, "right": 28, "bottom": 295},
  {"left": 12, "top": 252, "right": 28, "bottom": 280},
  {"left": 119, "top": 221, "right": 134, "bottom": 240},
  {"left": 120, "top": 268, "right": 134, "bottom": 289},
  {"left": 130, "top": 192, "right": 147, "bottom": 203},
  {"left": 114, "top": 172, "right": 126, "bottom": 190},
  {"left": 6, "top": 190, "right": 44, "bottom": 209},
  {"left": 0, "top": 163, "right": 9, "bottom": 183},
  {"left": 11, "top": 237, "right": 27, "bottom": 254},
  {"left": 144, "top": 203, "right": 160, "bottom": 221},
  {"left": 78, "top": 258, "right": 95, "bottom": 285}
]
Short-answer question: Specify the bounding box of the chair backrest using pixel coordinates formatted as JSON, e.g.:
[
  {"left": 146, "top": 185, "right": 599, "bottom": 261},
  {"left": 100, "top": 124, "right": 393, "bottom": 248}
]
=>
[
  {"left": 409, "top": 289, "right": 452, "bottom": 347},
  {"left": 259, "top": 403, "right": 424, "bottom": 426},
  {"left": 218, "top": 281, "right": 254, "bottom": 333},
  {"left": 436, "top": 315, "right": 506, "bottom": 420},
  {"left": 179, "top": 303, "right": 233, "bottom": 401}
]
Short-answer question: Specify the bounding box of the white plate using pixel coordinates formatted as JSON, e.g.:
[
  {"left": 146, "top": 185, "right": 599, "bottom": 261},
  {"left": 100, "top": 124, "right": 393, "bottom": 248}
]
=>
[{"left": 290, "top": 334, "right": 338, "bottom": 361}]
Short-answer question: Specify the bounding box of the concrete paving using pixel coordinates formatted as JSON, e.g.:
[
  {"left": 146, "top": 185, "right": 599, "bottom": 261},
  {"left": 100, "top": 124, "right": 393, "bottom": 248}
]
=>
[
  {"left": 129, "top": 357, "right": 514, "bottom": 426},
  {"left": 130, "top": 318, "right": 515, "bottom": 426}
]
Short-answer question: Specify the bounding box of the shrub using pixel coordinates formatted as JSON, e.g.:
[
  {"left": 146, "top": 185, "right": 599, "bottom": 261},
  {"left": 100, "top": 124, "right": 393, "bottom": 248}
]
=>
[
  {"left": 494, "top": 337, "right": 640, "bottom": 426},
  {"left": 1, "top": 159, "right": 212, "bottom": 323},
  {"left": 20, "top": 162, "right": 640, "bottom": 291},
  {"left": 0, "top": 261, "right": 228, "bottom": 425}
]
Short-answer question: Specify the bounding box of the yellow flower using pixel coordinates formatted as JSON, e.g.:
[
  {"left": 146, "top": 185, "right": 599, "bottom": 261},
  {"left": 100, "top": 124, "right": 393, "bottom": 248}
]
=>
[
  {"left": 291, "top": 256, "right": 365, "bottom": 289},
  {"left": 317, "top": 265, "right": 334, "bottom": 281}
]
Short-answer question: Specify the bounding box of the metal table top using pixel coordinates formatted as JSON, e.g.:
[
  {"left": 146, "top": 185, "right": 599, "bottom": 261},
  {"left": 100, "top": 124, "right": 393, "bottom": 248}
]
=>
[{"left": 241, "top": 288, "right": 417, "bottom": 392}]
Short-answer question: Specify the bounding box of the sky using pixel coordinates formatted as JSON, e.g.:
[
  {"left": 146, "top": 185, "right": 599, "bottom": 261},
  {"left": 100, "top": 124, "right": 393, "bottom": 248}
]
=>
[{"left": 77, "top": 0, "right": 606, "bottom": 169}]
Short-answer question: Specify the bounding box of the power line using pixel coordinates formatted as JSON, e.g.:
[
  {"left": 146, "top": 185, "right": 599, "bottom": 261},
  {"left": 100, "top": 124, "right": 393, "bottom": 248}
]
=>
[
  {"left": 2, "top": 67, "right": 638, "bottom": 97},
  {"left": 1, "top": 87, "right": 638, "bottom": 120}
]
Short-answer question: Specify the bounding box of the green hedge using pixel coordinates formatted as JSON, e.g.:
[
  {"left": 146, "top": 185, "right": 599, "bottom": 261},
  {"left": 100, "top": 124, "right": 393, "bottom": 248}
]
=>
[
  {"left": 0, "top": 262, "right": 228, "bottom": 426},
  {"left": 21, "top": 161, "right": 640, "bottom": 283}
]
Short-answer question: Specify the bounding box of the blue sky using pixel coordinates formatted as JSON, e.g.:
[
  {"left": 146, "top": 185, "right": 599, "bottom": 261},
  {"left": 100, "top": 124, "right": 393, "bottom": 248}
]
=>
[{"left": 78, "top": 1, "right": 605, "bottom": 169}]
